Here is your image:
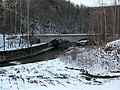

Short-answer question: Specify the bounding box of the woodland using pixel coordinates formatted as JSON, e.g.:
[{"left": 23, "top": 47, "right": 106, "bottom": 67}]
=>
[{"left": 0, "top": 0, "right": 120, "bottom": 42}]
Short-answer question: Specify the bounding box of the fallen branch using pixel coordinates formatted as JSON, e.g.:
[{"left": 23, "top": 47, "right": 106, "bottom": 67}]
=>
[
  {"left": 65, "top": 67, "right": 120, "bottom": 79},
  {"left": 110, "top": 71, "right": 120, "bottom": 73},
  {"left": 65, "top": 67, "right": 86, "bottom": 72},
  {"left": 82, "top": 72, "right": 120, "bottom": 79}
]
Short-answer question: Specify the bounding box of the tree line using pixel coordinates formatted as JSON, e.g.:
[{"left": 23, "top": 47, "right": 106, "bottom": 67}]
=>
[{"left": 0, "top": 0, "right": 120, "bottom": 42}]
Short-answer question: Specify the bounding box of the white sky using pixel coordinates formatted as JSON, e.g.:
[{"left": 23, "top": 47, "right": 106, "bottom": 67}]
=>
[{"left": 69, "top": 0, "right": 119, "bottom": 6}]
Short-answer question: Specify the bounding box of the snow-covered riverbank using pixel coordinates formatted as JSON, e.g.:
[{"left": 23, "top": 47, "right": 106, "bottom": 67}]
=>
[
  {"left": 1, "top": 58, "right": 79, "bottom": 90},
  {"left": 0, "top": 39, "right": 120, "bottom": 90},
  {"left": 0, "top": 58, "right": 120, "bottom": 90}
]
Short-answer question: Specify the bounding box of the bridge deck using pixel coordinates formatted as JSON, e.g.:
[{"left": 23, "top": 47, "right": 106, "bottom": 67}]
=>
[
  {"left": 22, "top": 34, "right": 112, "bottom": 43},
  {"left": 34, "top": 34, "right": 99, "bottom": 37}
]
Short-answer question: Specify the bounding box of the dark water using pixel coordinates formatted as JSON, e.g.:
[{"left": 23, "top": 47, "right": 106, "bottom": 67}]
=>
[{"left": 0, "top": 48, "right": 65, "bottom": 67}]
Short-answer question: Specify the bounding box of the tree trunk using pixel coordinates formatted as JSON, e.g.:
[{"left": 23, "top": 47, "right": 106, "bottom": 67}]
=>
[
  {"left": 26, "top": 0, "right": 31, "bottom": 47},
  {"left": 103, "top": 8, "right": 107, "bottom": 43},
  {"left": 3, "top": 2, "right": 6, "bottom": 50}
]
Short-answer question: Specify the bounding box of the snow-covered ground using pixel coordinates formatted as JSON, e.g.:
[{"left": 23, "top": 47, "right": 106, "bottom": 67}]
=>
[
  {"left": 0, "top": 34, "right": 26, "bottom": 51},
  {"left": 0, "top": 38, "right": 120, "bottom": 90},
  {"left": 0, "top": 58, "right": 120, "bottom": 90},
  {"left": 0, "top": 34, "right": 44, "bottom": 51}
]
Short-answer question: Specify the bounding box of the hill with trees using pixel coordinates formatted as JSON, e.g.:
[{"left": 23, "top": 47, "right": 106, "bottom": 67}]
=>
[
  {"left": 0, "top": 0, "right": 84, "bottom": 34},
  {"left": 0, "top": 0, "right": 120, "bottom": 42}
]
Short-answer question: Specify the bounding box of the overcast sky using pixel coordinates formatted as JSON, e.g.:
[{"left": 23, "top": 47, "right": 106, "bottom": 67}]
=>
[{"left": 69, "top": 0, "right": 119, "bottom": 6}]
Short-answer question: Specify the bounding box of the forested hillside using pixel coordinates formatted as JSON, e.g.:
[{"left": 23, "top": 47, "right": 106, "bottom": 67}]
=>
[
  {"left": 0, "top": 0, "right": 85, "bottom": 34},
  {"left": 0, "top": 0, "right": 120, "bottom": 41},
  {"left": 88, "top": 6, "right": 120, "bottom": 41}
]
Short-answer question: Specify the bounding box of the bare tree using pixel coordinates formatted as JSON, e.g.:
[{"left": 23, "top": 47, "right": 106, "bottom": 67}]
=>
[
  {"left": 2, "top": 1, "right": 7, "bottom": 50},
  {"left": 117, "top": 5, "right": 120, "bottom": 37},
  {"left": 111, "top": 0, "right": 117, "bottom": 39},
  {"left": 103, "top": 7, "right": 107, "bottom": 43},
  {"left": 25, "top": 0, "right": 31, "bottom": 47},
  {"left": 97, "top": 0, "right": 108, "bottom": 43}
]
